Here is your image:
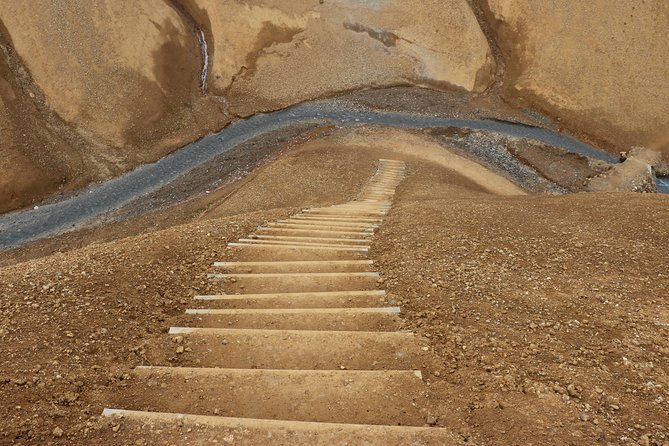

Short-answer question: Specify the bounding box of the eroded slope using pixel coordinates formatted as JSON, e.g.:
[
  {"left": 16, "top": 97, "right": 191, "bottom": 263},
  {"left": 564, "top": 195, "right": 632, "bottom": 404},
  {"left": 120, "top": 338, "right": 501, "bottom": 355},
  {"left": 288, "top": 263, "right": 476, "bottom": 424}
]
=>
[{"left": 484, "top": 0, "right": 669, "bottom": 157}]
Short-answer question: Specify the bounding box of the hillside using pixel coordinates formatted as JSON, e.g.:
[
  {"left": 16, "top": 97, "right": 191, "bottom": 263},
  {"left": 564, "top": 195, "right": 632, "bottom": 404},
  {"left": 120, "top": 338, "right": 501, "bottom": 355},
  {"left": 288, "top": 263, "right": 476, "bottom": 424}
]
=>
[
  {"left": 0, "top": 3, "right": 668, "bottom": 445},
  {"left": 1, "top": 131, "right": 667, "bottom": 444}
]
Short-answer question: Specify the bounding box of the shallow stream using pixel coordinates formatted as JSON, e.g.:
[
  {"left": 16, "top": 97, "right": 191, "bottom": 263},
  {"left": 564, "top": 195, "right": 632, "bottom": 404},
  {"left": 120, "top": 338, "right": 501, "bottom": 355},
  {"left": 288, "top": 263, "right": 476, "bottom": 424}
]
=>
[{"left": 0, "top": 99, "right": 663, "bottom": 251}]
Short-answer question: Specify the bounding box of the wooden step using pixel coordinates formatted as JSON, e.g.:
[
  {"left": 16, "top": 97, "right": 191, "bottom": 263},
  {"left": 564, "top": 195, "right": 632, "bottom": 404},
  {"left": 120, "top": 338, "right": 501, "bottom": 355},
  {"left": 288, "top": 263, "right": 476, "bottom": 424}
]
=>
[
  {"left": 267, "top": 222, "right": 376, "bottom": 231},
  {"left": 255, "top": 227, "right": 373, "bottom": 237},
  {"left": 193, "top": 290, "right": 390, "bottom": 309},
  {"left": 291, "top": 216, "right": 383, "bottom": 223},
  {"left": 165, "top": 327, "right": 422, "bottom": 370},
  {"left": 100, "top": 409, "right": 461, "bottom": 445},
  {"left": 212, "top": 260, "right": 374, "bottom": 273},
  {"left": 247, "top": 235, "right": 371, "bottom": 245},
  {"left": 180, "top": 307, "right": 401, "bottom": 331},
  {"left": 302, "top": 210, "right": 388, "bottom": 217},
  {"left": 109, "top": 367, "right": 427, "bottom": 426},
  {"left": 229, "top": 244, "right": 368, "bottom": 262},
  {"left": 210, "top": 271, "right": 379, "bottom": 294},
  {"left": 228, "top": 242, "right": 369, "bottom": 253},
  {"left": 278, "top": 219, "right": 379, "bottom": 228}
]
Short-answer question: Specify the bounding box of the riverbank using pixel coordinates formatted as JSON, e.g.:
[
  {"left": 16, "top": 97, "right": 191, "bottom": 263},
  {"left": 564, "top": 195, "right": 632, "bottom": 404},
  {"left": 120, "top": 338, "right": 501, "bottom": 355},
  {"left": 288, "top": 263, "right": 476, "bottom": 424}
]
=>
[{"left": 0, "top": 89, "right": 634, "bottom": 252}]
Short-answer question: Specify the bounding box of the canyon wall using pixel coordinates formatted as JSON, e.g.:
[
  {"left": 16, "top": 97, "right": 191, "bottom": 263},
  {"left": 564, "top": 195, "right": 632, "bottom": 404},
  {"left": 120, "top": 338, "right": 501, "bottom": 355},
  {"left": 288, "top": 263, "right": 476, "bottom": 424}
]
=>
[
  {"left": 2, "top": 0, "right": 668, "bottom": 213},
  {"left": 0, "top": 0, "right": 492, "bottom": 212},
  {"left": 484, "top": 0, "right": 669, "bottom": 157}
]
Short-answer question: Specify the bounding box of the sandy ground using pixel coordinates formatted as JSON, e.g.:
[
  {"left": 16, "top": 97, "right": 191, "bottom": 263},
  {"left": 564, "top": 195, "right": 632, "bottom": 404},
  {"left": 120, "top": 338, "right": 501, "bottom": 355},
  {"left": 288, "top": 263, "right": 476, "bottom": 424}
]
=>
[{"left": 0, "top": 128, "right": 667, "bottom": 445}]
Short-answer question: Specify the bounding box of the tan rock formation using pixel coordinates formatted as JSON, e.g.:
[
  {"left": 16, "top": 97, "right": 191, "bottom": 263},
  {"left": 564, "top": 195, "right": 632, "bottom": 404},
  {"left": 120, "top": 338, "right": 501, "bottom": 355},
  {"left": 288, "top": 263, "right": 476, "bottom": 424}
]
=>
[
  {"left": 0, "top": 0, "right": 202, "bottom": 148},
  {"left": 485, "top": 0, "right": 669, "bottom": 158},
  {"left": 0, "top": 0, "right": 495, "bottom": 212},
  {"left": 587, "top": 147, "right": 663, "bottom": 193},
  {"left": 188, "top": 0, "right": 494, "bottom": 114}
]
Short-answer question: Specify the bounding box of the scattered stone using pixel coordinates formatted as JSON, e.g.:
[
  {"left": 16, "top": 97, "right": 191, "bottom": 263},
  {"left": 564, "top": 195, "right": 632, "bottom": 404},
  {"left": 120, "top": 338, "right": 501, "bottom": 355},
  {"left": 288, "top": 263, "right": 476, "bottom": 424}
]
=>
[
  {"left": 52, "top": 427, "right": 64, "bottom": 438},
  {"left": 567, "top": 383, "right": 581, "bottom": 398},
  {"left": 426, "top": 415, "right": 439, "bottom": 426}
]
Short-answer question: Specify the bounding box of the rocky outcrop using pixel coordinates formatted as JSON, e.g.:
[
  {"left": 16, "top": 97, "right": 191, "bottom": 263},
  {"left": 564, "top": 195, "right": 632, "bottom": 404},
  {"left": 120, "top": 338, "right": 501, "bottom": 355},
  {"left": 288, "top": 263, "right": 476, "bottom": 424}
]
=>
[
  {"left": 483, "top": 0, "right": 669, "bottom": 159},
  {"left": 0, "top": 0, "right": 203, "bottom": 148},
  {"left": 587, "top": 148, "right": 663, "bottom": 193},
  {"left": 4, "top": 0, "right": 669, "bottom": 213},
  {"left": 0, "top": 0, "right": 494, "bottom": 213},
  {"left": 0, "top": 1, "right": 227, "bottom": 212},
  {"left": 187, "top": 0, "right": 494, "bottom": 115}
]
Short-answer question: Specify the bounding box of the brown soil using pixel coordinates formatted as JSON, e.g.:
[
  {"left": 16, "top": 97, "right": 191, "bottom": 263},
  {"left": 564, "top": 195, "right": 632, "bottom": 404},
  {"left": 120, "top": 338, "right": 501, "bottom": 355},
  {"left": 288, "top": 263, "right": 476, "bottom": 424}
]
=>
[
  {"left": 1, "top": 130, "right": 667, "bottom": 445},
  {"left": 508, "top": 140, "right": 610, "bottom": 192},
  {"left": 375, "top": 164, "right": 669, "bottom": 445}
]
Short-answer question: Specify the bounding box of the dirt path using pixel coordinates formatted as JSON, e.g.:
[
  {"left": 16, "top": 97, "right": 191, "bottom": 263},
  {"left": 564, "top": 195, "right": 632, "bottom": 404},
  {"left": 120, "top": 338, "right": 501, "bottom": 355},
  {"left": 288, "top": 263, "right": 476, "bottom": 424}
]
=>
[
  {"left": 96, "top": 160, "right": 463, "bottom": 444},
  {"left": 1, "top": 136, "right": 667, "bottom": 445}
]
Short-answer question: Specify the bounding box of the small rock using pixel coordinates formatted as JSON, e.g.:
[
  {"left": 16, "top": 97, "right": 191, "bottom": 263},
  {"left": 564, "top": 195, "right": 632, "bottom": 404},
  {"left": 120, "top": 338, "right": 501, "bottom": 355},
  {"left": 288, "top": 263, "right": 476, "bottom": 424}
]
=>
[
  {"left": 567, "top": 383, "right": 580, "bottom": 398},
  {"left": 112, "top": 424, "right": 120, "bottom": 433},
  {"left": 579, "top": 412, "right": 590, "bottom": 422},
  {"left": 426, "top": 415, "right": 438, "bottom": 426},
  {"left": 52, "top": 427, "right": 64, "bottom": 438},
  {"left": 176, "top": 346, "right": 184, "bottom": 354}
]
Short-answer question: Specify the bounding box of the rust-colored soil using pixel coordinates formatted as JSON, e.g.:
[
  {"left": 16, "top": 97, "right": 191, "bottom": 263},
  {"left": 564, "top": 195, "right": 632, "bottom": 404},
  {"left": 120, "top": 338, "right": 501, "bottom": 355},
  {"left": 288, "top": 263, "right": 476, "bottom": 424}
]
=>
[
  {"left": 0, "top": 133, "right": 667, "bottom": 445},
  {"left": 508, "top": 140, "right": 610, "bottom": 192}
]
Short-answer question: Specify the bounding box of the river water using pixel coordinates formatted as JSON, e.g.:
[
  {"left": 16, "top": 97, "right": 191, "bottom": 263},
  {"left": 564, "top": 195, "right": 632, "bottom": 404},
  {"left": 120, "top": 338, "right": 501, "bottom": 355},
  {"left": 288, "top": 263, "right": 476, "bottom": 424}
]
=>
[{"left": 0, "top": 99, "right": 663, "bottom": 251}]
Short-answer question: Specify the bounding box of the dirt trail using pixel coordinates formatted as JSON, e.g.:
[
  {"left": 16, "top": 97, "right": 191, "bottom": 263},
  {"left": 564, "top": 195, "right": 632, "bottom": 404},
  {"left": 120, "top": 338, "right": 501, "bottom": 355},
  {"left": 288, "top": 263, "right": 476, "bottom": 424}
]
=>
[
  {"left": 0, "top": 135, "right": 667, "bottom": 445},
  {"left": 98, "top": 159, "right": 464, "bottom": 444},
  {"left": 1, "top": 98, "right": 614, "bottom": 251}
]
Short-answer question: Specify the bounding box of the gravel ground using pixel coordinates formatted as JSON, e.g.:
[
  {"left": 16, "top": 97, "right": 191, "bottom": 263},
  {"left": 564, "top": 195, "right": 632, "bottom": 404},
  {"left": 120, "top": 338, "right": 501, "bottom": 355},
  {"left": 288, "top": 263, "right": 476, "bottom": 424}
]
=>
[
  {"left": 1, "top": 134, "right": 668, "bottom": 445},
  {"left": 0, "top": 92, "right": 620, "bottom": 251}
]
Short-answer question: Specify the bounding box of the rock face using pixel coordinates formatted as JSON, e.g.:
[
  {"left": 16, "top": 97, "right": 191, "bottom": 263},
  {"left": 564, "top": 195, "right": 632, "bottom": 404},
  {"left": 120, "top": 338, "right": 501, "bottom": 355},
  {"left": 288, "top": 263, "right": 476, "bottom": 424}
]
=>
[
  {"left": 0, "top": 34, "right": 78, "bottom": 214},
  {"left": 0, "top": 0, "right": 493, "bottom": 213},
  {"left": 587, "top": 148, "right": 661, "bottom": 193},
  {"left": 183, "top": 0, "right": 495, "bottom": 114},
  {"left": 0, "top": 0, "right": 201, "bottom": 148},
  {"left": 0, "top": 0, "right": 226, "bottom": 212},
  {"left": 3, "top": 0, "right": 669, "bottom": 213},
  {"left": 484, "top": 0, "right": 669, "bottom": 159}
]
